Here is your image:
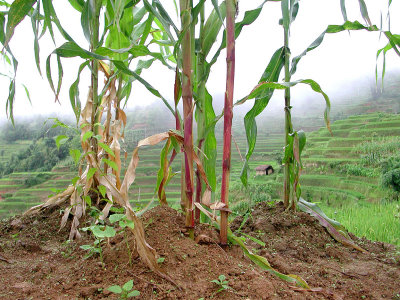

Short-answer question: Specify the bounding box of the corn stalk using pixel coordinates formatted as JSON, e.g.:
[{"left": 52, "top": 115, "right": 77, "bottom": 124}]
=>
[
  {"left": 219, "top": 0, "right": 237, "bottom": 245},
  {"left": 282, "top": 0, "right": 292, "bottom": 209},
  {"left": 179, "top": 0, "right": 195, "bottom": 234}
]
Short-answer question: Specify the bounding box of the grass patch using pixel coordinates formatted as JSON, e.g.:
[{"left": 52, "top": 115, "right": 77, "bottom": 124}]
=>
[{"left": 320, "top": 201, "right": 400, "bottom": 246}]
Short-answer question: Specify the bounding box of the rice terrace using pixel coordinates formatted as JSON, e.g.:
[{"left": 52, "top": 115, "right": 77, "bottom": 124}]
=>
[{"left": 0, "top": 0, "right": 400, "bottom": 299}]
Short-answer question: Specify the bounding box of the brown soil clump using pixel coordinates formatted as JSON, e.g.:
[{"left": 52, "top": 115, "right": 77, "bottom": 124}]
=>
[{"left": 0, "top": 201, "right": 399, "bottom": 299}]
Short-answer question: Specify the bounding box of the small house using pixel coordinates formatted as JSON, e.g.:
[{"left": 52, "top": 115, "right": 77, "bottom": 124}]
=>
[{"left": 255, "top": 165, "right": 274, "bottom": 176}]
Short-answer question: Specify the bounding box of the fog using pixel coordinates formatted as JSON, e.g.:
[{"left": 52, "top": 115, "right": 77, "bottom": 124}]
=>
[{"left": 0, "top": 0, "right": 399, "bottom": 127}]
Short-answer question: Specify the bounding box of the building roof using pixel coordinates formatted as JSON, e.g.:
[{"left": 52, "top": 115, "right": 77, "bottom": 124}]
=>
[{"left": 255, "top": 164, "right": 273, "bottom": 171}]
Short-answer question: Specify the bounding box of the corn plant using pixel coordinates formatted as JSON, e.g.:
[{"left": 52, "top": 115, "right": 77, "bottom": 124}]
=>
[
  {"left": 145, "top": 1, "right": 269, "bottom": 244},
  {"left": 15, "top": 0, "right": 180, "bottom": 277}
]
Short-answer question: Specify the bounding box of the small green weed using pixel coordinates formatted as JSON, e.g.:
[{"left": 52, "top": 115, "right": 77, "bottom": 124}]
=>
[
  {"left": 211, "top": 274, "right": 232, "bottom": 295},
  {"left": 107, "top": 280, "right": 140, "bottom": 299}
]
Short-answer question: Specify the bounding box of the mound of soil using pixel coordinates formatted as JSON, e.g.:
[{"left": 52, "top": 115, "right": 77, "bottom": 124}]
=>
[{"left": 0, "top": 202, "right": 399, "bottom": 299}]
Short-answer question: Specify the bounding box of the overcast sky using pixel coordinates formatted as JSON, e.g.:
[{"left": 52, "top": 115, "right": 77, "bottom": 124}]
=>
[{"left": 0, "top": 0, "right": 399, "bottom": 123}]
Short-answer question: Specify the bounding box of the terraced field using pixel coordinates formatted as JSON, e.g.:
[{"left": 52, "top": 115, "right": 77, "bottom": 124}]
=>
[{"left": 1, "top": 111, "right": 399, "bottom": 245}]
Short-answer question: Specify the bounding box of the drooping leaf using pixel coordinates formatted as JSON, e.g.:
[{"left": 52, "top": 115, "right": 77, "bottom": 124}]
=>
[
  {"left": 298, "top": 198, "right": 366, "bottom": 252},
  {"left": 69, "top": 61, "right": 89, "bottom": 122},
  {"left": 210, "top": 0, "right": 225, "bottom": 30},
  {"left": 80, "top": 0, "right": 91, "bottom": 44},
  {"left": 340, "top": 0, "right": 348, "bottom": 22},
  {"left": 5, "top": 0, "right": 37, "bottom": 45},
  {"left": 194, "top": 202, "right": 310, "bottom": 289},
  {"left": 202, "top": 2, "right": 226, "bottom": 59},
  {"left": 291, "top": 21, "right": 378, "bottom": 76},
  {"left": 358, "top": 0, "right": 372, "bottom": 26},
  {"left": 240, "top": 78, "right": 331, "bottom": 133},
  {"left": 142, "top": 0, "right": 176, "bottom": 43},
  {"left": 239, "top": 47, "right": 285, "bottom": 187}
]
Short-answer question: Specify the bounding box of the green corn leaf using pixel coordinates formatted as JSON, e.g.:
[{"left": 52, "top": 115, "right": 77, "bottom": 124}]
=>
[
  {"left": 358, "top": 0, "right": 372, "bottom": 26},
  {"left": 298, "top": 130, "right": 306, "bottom": 155},
  {"left": 291, "top": 1, "right": 300, "bottom": 23},
  {"left": 68, "top": 0, "right": 84, "bottom": 12},
  {"left": 240, "top": 78, "right": 331, "bottom": 134},
  {"left": 239, "top": 47, "right": 285, "bottom": 187},
  {"left": 228, "top": 230, "right": 309, "bottom": 288},
  {"left": 203, "top": 88, "right": 217, "bottom": 191},
  {"left": 55, "top": 55, "right": 63, "bottom": 99},
  {"left": 42, "top": 0, "right": 55, "bottom": 43},
  {"left": 5, "top": 0, "right": 37, "bottom": 46},
  {"left": 132, "top": 5, "right": 147, "bottom": 26},
  {"left": 298, "top": 198, "right": 366, "bottom": 252},
  {"left": 69, "top": 61, "right": 89, "bottom": 122},
  {"left": 156, "top": 139, "right": 171, "bottom": 204},
  {"left": 154, "top": 0, "right": 179, "bottom": 34},
  {"left": 6, "top": 78, "right": 16, "bottom": 125},
  {"left": 195, "top": 203, "right": 309, "bottom": 289},
  {"left": 142, "top": 0, "right": 176, "bottom": 43},
  {"left": 383, "top": 31, "right": 400, "bottom": 57},
  {"left": 240, "top": 232, "right": 266, "bottom": 247},
  {"left": 340, "top": 0, "right": 348, "bottom": 22},
  {"left": 291, "top": 21, "right": 379, "bottom": 76},
  {"left": 54, "top": 41, "right": 106, "bottom": 60},
  {"left": 55, "top": 135, "right": 68, "bottom": 150},
  {"left": 99, "top": 142, "right": 115, "bottom": 158},
  {"left": 80, "top": 0, "right": 91, "bottom": 44},
  {"left": 202, "top": 2, "right": 226, "bottom": 58},
  {"left": 138, "top": 13, "right": 154, "bottom": 46},
  {"left": 22, "top": 84, "right": 31, "bottom": 104},
  {"left": 211, "top": 0, "right": 225, "bottom": 28},
  {"left": 30, "top": 4, "right": 42, "bottom": 75},
  {"left": 281, "top": 0, "right": 290, "bottom": 30}
]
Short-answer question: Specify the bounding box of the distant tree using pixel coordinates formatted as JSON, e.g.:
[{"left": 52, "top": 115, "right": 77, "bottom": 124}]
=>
[{"left": 381, "top": 157, "right": 400, "bottom": 199}]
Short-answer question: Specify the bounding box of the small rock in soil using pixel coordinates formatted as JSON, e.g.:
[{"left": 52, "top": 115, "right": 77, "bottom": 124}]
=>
[{"left": 10, "top": 218, "right": 24, "bottom": 230}]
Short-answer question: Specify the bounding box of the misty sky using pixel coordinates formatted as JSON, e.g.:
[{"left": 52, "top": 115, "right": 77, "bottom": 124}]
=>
[{"left": 0, "top": 0, "right": 399, "bottom": 123}]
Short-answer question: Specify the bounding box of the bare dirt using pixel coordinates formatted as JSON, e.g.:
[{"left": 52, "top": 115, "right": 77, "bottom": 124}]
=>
[{"left": 0, "top": 201, "right": 399, "bottom": 299}]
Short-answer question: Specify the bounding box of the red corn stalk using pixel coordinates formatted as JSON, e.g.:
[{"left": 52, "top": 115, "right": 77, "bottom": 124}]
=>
[
  {"left": 220, "top": 0, "right": 236, "bottom": 245},
  {"left": 180, "top": 0, "right": 195, "bottom": 233}
]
